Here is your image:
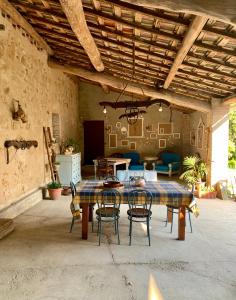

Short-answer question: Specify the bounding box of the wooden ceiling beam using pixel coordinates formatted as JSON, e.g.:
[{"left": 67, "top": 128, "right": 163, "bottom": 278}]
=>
[
  {"left": 164, "top": 16, "right": 208, "bottom": 89},
  {"left": 0, "top": 0, "right": 53, "bottom": 54},
  {"left": 58, "top": 0, "right": 104, "bottom": 71},
  {"left": 48, "top": 59, "right": 211, "bottom": 112}
]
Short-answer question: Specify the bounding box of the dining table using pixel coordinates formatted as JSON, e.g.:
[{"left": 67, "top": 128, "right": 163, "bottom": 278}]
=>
[{"left": 73, "top": 180, "right": 194, "bottom": 241}]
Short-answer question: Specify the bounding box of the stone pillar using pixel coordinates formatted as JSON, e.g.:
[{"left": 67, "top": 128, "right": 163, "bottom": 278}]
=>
[{"left": 209, "top": 100, "right": 230, "bottom": 185}]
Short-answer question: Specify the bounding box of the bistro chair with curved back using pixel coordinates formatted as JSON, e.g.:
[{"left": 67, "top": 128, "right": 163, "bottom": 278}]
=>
[
  {"left": 127, "top": 189, "right": 153, "bottom": 246},
  {"left": 69, "top": 181, "right": 81, "bottom": 233},
  {"left": 96, "top": 189, "right": 121, "bottom": 246},
  {"left": 97, "top": 158, "right": 113, "bottom": 179},
  {"left": 165, "top": 185, "right": 194, "bottom": 233}
]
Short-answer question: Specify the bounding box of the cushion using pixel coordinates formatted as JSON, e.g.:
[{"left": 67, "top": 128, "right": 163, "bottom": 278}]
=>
[
  {"left": 127, "top": 208, "right": 152, "bottom": 218},
  {"left": 160, "top": 153, "right": 181, "bottom": 165},
  {"left": 155, "top": 164, "right": 169, "bottom": 172},
  {"left": 123, "top": 152, "right": 140, "bottom": 165}
]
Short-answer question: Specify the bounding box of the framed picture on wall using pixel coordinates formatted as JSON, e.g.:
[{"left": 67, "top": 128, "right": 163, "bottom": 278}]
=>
[
  {"left": 190, "top": 130, "right": 196, "bottom": 146},
  {"left": 109, "top": 134, "right": 117, "bottom": 148},
  {"left": 121, "top": 140, "right": 129, "bottom": 147},
  {"left": 116, "top": 122, "right": 121, "bottom": 129},
  {"left": 130, "top": 142, "right": 136, "bottom": 150},
  {"left": 158, "top": 123, "right": 172, "bottom": 135},
  {"left": 128, "top": 118, "right": 144, "bottom": 138},
  {"left": 150, "top": 133, "right": 157, "bottom": 139},
  {"left": 197, "top": 121, "right": 204, "bottom": 149},
  {"left": 173, "top": 133, "right": 180, "bottom": 139},
  {"left": 159, "top": 139, "right": 166, "bottom": 149}
]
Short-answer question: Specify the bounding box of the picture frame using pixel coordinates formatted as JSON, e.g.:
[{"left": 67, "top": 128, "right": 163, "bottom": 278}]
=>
[
  {"left": 146, "top": 124, "right": 154, "bottom": 132},
  {"left": 121, "top": 140, "right": 129, "bottom": 147},
  {"left": 128, "top": 118, "right": 144, "bottom": 138},
  {"left": 116, "top": 122, "right": 121, "bottom": 129},
  {"left": 150, "top": 133, "right": 157, "bottom": 139},
  {"left": 158, "top": 123, "right": 172, "bottom": 135},
  {"left": 129, "top": 142, "right": 136, "bottom": 150},
  {"left": 173, "top": 133, "right": 180, "bottom": 139},
  {"left": 159, "top": 139, "right": 166, "bottom": 149},
  {"left": 197, "top": 121, "right": 204, "bottom": 149},
  {"left": 109, "top": 134, "right": 117, "bottom": 148}
]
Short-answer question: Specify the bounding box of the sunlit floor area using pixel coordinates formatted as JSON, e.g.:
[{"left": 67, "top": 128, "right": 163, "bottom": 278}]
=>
[{"left": 0, "top": 196, "right": 236, "bottom": 300}]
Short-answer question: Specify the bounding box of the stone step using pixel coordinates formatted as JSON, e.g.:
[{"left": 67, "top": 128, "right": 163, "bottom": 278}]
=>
[{"left": 0, "top": 219, "right": 14, "bottom": 240}]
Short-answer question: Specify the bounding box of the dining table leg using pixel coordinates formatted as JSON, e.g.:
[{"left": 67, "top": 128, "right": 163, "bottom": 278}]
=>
[
  {"left": 167, "top": 208, "right": 173, "bottom": 223},
  {"left": 178, "top": 205, "right": 186, "bottom": 240},
  {"left": 81, "top": 203, "right": 89, "bottom": 240}
]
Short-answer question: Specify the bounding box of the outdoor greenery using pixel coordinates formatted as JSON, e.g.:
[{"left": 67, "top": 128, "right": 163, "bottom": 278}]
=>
[
  {"left": 179, "top": 155, "right": 207, "bottom": 185},
  {"left": 47, "top": 182, "right": 62, "bottom": 189},
  {"left": 229, "top": 110, "right": 236, "bottom": 169}
]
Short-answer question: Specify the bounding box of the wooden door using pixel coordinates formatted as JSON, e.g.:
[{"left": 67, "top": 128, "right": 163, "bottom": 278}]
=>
[{"left": 84, "top": 120, "right": 104, "bottom": 164}]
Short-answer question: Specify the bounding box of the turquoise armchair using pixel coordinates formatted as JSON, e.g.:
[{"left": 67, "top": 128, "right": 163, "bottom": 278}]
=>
[
  {"left": 122, "top": 152, "right": 145, "bottom": 171},
  {"left": 153, "top": 152, "right": 181, "bottom": 177}
]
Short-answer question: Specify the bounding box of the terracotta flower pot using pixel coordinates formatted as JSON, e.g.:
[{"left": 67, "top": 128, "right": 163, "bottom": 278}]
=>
[{"left": 48, "top": 188, "right": 62, "bottom": 200}]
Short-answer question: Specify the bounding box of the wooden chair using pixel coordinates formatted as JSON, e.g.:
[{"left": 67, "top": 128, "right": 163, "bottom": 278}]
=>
[
  {"left": 97, "top": 158, "right": 113, "bottom": 179},
  {"left": 127, "top": 189, "right": 153, "bottom": 246}
]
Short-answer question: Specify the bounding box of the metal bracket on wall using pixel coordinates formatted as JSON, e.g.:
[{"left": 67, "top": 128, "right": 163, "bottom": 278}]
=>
[{"left": 4, "top": 140, "right": 38, "bottom": 164}]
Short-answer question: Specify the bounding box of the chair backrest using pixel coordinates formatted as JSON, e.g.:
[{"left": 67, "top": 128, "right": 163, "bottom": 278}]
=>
[
  {"left": 117, "top": 170, "right": 157, "bottom": 182},
  {"left": 70, "top": 181, "right": 76, "bottom": 198},
  {"left": 123, "top": 152, "right": 140, "bottom": 165},
  {"left": 128, "top": 189, "right": 153, "bottom": 211},
  {"left": 97, "top": 158, "right": 108, "bottom": 168},
  {"left": 96, "top": 189, "right": 121, "bottom": 216},
  {"left": 160, "top": 152, "right": 181, "bottom": 165}
]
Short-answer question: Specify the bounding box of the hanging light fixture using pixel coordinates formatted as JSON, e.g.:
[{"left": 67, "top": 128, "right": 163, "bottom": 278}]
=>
[
  {"left": 103, "top": 106, "right": 107, "bottom": 114},
  {"left": 158, "top": 103, "right": 163, "bottom": 112}
]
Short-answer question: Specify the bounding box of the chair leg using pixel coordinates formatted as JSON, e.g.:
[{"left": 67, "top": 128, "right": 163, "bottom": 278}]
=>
[
  {"left": 165, "top": 207, "right": 168, "bottom": 227},
  {"left": 129, "top": 219, "right": 132, "bottom": 246},
  {"left": 170, "top": 210, "right": 174, "bottom": 233},
  {"left": 117, "top": 218, "right": 120, "bottom": 245},
  {"left": 114, "top": 219, "right": 117, "bottom": 234},
  {"left": 98, "top": 220, "right": 102, "bottom": 246},
  {"left": 188, "top": 210, "right": 193, "bottom": 233},
  {"left": 147, "top": 217, "right": 151, "bottom": 246},
  {"left": 69, "top": 217, "right": 74, "bottom": 233}
]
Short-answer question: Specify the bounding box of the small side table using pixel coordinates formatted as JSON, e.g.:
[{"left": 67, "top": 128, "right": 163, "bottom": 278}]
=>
[{"left": 144, "top": 156, "right": 158, "bottom": 170}]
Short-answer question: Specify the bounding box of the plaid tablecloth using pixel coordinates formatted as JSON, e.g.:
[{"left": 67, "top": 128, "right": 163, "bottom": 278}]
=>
[{"left": 73, "top": 180, "right": 193, "bottom": 206}]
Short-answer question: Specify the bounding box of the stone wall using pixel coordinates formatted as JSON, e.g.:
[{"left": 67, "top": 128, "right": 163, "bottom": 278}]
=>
[
  {"left": 79, "top": 82, "right": 186, "bottom": 162},
  {"left": 0, "top": 14, "right": 79, "bottom": 211}
]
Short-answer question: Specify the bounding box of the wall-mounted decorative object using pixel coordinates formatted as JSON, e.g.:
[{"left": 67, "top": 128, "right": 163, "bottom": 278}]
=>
[
  {"left": 119, "top": 108, "right": 146, "bottom": 124},
  {"left": 105, "top": 124, "right": 112, "bottom": 133},
  {"left": 12, "top": 100, "right": 27, "bottom": 123},
  {"left": 173, "top": 133, "right": 180, "bottom": 139},
  {"left": 121, "top": 140, "right": 129, "bottom": 147},
  {"left": 146, "top": 124, "right": 154, "bottom": 132},
  {"left": 190, "top": 130, "right": 196, "bottom": 146},
  {"left": 150, "top": 133, "right": 157, "bottom": 139},
  {"left": 109, "top": 134, "right": 117, "bottom": 148},
  {"left": 130, "top": 142, "right": 136, "bottom": 150},
  {"left": 158, "top": 123, "right": 172, "bottom": 135},
  {"left": 128, "top": 118, "right": 144, "bottom": 138},
  {"left": 121, "top": 126, "right": 127, "bottom": 135},
  {"left": 4, "top": 140, "right": 38, "bottom": 164},
  {"left": 197, "top": 119, "right": 204, "bottom": 149},
  {"left": 159, "top": 139, "right": 166, "bottom": 149},
  {"left": 116, "top": 122, "right": 121, "bottom": 129}
]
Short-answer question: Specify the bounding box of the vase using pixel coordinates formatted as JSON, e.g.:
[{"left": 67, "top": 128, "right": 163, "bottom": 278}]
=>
[{"left": 48, "top": 188, "right": 62, "bottom": 200}]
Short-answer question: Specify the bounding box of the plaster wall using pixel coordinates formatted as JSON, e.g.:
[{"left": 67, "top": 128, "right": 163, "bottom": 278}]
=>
[
  {"left": 0, "top": 14, "right": 79, "bottom": 211},
  {"left": 79, "top": 82, "right": 185, "bottom": 162}
]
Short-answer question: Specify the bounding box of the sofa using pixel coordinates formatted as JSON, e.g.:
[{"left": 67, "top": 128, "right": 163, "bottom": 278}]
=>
[
  {"left": 110, "top": 151, "right": 145, "bottom": 171},
  {"left": 153, "top": 151, "right": 181, "bottom": 177}
]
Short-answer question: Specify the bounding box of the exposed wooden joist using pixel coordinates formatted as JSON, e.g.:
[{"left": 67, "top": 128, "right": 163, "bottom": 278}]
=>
[
  {"left": 100, "top": 84, "right": 110, "bottom": 93},
  {"left": 0, "top": 0, "right": 53, "bottom": 54},
  {"left": 223, "top": 95, "right": 236, "bottom": 105},
  {"left": 59, "top": 0, "right": 104, "bottom": 71},
  {"left": 48, "top": 59, "right": 212, "bottom": 112},
  {"left": 164, "top": 16, "right": 208, "bottom": 89}
]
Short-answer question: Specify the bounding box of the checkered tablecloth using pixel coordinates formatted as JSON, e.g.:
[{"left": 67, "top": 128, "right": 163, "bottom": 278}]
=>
[{"left": 73, "top": 180, "right": 193, "bottom": 206}]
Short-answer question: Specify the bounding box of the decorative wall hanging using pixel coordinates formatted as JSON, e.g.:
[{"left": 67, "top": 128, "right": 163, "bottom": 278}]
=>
[
  {"left": 12, "top": 100, "right": 28, "bottom": 123},
  {"left": 146, "top": 124, "right": 154, "bottom": 132},
  {"left": 173, "top": 133, "right": 180, "bottom": 139},
  {"left": 190, "top": 130, "right": 196, "bottom": 146},
  {"left": 109, "top": 134, "right": 117, "bottom": 148},
  {"left": 121, "top": 126, "right": 127, "bottom": 135},
  {"left": 121, "top": 140, "right": 129, "bottom": 147},
  {"left": 105, "top": 124, "right": 112, "bottom": 132},
  {"left": 130, "top": 142, "right": 136, "bottom": 150},
  {"left": 159, "top": 139, "right": 166, "bottom": 149},
  {"left": 128, "top": 118, "right": 144, "bottom": 138},
  {"left": 150, "top": 133, "right": 157, "bottom": 139},
  {"left": 116, "top": 122, "right": 121, "bottom": 129},
  {"left": 158, "top": 123, "right": 172, "bottom": 135},
  {"left": 4, "top": 140, "right": 38, "bottom": 164},
  {"left": 197, "top": 120, "right": 204, "bottom": 149}
]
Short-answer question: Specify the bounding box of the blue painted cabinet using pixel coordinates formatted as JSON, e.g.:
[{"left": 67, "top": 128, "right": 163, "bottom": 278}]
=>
[{"left": 56, "top": 153, "right": 81, "bottom": 186}]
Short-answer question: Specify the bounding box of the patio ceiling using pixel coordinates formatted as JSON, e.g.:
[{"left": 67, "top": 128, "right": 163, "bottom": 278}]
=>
[{"left": 3, "top": 0, "right": 236, "bottom": 112}]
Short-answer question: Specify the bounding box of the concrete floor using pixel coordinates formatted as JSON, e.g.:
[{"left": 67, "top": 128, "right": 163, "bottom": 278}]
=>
[{"left": 0, "top": 196, "right": 236, "bottom": 300}]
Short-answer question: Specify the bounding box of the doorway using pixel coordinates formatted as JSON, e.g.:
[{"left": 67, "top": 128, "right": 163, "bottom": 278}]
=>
[{"left": 84, "top": 120, "right": 104, "bottom": 165}]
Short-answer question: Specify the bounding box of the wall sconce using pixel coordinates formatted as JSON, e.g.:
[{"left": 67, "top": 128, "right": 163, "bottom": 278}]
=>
[
  {"left": 12, "top": 100, "right": 28, "bottom": 123},
  {"left": 158, "top": 103, "right": 163, "bottom": 112},
  {"left": 103, "top": 106, "right": 107, "bottom": 114}
]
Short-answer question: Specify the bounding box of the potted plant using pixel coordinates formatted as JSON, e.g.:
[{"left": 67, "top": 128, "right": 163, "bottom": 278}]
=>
[
  {"left": 179, "top": 155, "right": 207, "bottom": 191},
  {"left": 47, "top": 181, "right": 62, "bottom": 200},
  {"left": 198, "top": 186, "right": 217, "bottom": 199},
  {"left": 53, "top": 161, "right": 60, "bottom": 172}
]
